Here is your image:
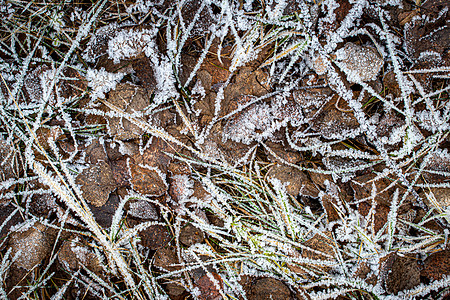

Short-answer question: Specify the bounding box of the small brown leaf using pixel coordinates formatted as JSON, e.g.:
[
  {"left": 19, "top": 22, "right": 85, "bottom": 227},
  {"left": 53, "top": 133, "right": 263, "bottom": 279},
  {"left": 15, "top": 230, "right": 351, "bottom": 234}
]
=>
[
  {"left": 153, "top": 246, "right": 180, "bottom": 272},
  {"left": 75, "top": 161, "right": 116, "bottom": 207},
  {"left": 129, "top": 162, "right": 167, "bottom": 196},
  {"left": 421, "top": 250, "right": 450, "bottom": 281},
  {"left": 249, "top": 278, "right": 291, "bottom": 300},
  {"left": 196, "top": 272, "right": 223, "bottom": 300},
  {"left": 380, "top": 253, "right": 420, "bottom": 294},
  {"left": 179, "top": 223, "right": 204, "bottom": 246},
  {"left": 106, "top": 84, "right": 151, "bottom": 140}
]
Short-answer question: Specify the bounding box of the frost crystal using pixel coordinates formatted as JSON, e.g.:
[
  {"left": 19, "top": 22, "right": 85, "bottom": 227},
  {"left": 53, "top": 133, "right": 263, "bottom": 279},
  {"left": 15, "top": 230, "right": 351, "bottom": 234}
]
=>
[
  {"left": 86, "top": 68, "right": 124, "bottom": 100},
  {"left": 107, "top": 28, "right": 158, "bottom": 63},
  {"left": 223, "top": 102, "right": 273, "bottom": 144},
  {"left": 152, "top": 57, "right": 178, "bottom": 105},
  {"left": 223, "top": 96, "right": 303, "bottom": 144}
]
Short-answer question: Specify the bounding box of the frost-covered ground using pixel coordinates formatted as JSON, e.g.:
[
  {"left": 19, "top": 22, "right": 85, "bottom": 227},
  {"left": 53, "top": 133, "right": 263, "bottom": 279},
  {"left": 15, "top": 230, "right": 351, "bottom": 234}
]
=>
[{"left": 0, "top": 0, "right": 449, "bottom": 299}]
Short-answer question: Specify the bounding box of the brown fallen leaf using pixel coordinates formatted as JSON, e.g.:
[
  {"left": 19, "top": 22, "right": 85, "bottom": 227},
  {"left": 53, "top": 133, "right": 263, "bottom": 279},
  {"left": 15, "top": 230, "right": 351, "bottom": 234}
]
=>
[
  {"left": 196, "top": 272, "right": 223, "bottom": 300},
  {"left": 249, "top": 277, "right": 291, "bottom": 300},
  {"left": 264, "top": 140, "right": 303, "bottom": 164},
  {"left": 105, "top": 83, "right": 151, "bottom": 140},
  {"left": 75, "top": 161, "right": 117, "bottom": 207},
  {"left": 421, "top": 250, "right": 450, "bottom": 281},
  {"left": 110, "top": 158, "right": 131, "bottom": 187},
  {"left": 380, "top": 253, "right": 420, "bottom": 295},
  {"left": 35, "top": 126, "right": 63, "bottom": 151},
  {"left": 84, "top": 138, "right": 108, "bottom": 164},
  {"left": 139, "top": 224, "right": 171, "bottom": 250},
  {"left": 133, "top": 136, "right": 180, "bottom": 170},
  {"left": 320, "top": 193, "right": 341, "bottom": 223},
  {"left": 58, "top": 236, "right": 102, "bottom": 273},
  {"left": 267, "top": 164, "right": 318, "bottom": 198},
  {"left": 128, "top": 162, "right": 167, "bottom": 196},
  {"left": 179, "top": 223, "right": 204, "bottom": 246},
  {"left": 9, "top": 222, "right": 54, "bottom": 270},
  {"left": 153, "top": 246, "right": 181, "bottom": 273},
  {"left": 310, "top": 95, "right": 360, "bottom": 139},
  {"left": 89, "top": 193, "right": 121, "bottom": 228}
]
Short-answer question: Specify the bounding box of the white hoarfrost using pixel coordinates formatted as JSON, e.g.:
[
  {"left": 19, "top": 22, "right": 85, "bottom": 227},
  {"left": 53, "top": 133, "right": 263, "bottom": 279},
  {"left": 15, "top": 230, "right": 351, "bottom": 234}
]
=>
[
  {"left": 86, "top": 68, "right": 124, "bottom": 100},
  {"left": 1, "top": 0, "right": 449, "bottom": 299},
  {"left": 107, "top": 28, "right": 158, "bottom": 63}
]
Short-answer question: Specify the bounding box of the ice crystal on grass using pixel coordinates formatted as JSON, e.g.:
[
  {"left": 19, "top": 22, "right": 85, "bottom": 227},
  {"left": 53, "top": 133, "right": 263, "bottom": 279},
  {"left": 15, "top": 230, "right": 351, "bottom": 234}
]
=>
[{"left": 152, "top": 56, "right": 179, "bottom": 105}]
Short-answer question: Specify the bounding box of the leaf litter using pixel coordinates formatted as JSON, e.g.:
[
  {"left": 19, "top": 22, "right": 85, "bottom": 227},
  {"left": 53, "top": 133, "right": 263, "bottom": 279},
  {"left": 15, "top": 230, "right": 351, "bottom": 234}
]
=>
[{"left": 0, "top": 0, "right": 449, "bottom": 299}]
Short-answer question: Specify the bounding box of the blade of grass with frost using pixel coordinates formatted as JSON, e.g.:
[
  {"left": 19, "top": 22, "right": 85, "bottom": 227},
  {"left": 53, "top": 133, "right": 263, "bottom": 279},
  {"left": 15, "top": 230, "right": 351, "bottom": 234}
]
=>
[
  {"left": 352, "top": 225, "right": 380, "bottom": 253},
  {"left": 182, "top": 208, "right": 231, "bottom": 237},
  {"left": 109, "top": 193, "right": 131, "bottom": 242},
  {"left": 172, "top": 98, "right": 198, "bottom": 139},
  {"left": 257, "top": 29, "right": 303, "bottom": 51},
  {"left": 78, "top": 273, "right": 114, "bottom": 299},
  {"left": 17, "top": 271, "right": 56, "bottom": 300},
  {"left": 405, "top": 275, "right": 450, "bottom": 298},
  {"left": 229, "top": 217, "right": 333, "bottom": 259},
  {"left": 50, "top": 270, "right": 79, "bottom": 300},
  {"left": 262, "top": 178, "right": 290, "bottom": 238},
  {"left": 0, "top": 248, "right": 12, "bottom": 299},
  {"left": 222, "top": 263, "right": 248, "bottom": 300},
  {"left": 229, "top": 23, "right": 256, "bottom": 66},
  {"left": 33, "top": 162, "right": 140, "bottom": 296},
  {"left": 400, "top": 219, "right": 439, "bottom": 236},
  {"left": 216, "top": 186, "right": 279, "bottom": 231},
  {"left": 264, "top": 141, "right": 379, "bottom": 175},
  {"left": 408, "top": 74, "right": 440, "bottom": 129},
  {"left": 129, "top": 239, "right": 166, "bottom": 299},
  {"left": 278, "top": 37, "right": 310, "bottom": 83},
  {"left": 115, "top": 221, "right": 167, "bottom": 247},
  {"left": 81, "top": 265, "right": 126, "bottom": 300},
  {"left": 189, "top": 251, "right": 226, "bottom": 298},
  {"left": 0, "top": 207, "right": 20, "bottom": 245},
  {"left": 48, "top": 209, "right": 72, "bottom": 265},
  {"left": 258, "top": 38, "right": 307, "bottom": 69},
  {"left": 181, "top": 23, "right": 218, "bottom": 89},
  {"left": 396, "top": 235, "right": 443, "bottom": 253},
  {"left": 380, "top": 10, "right": 415, "bottom": 131},
  {"left": 328, "top": 67, "right": 420, "bottom": 201},
  {"left": 173, "top": 0, "right": 207, "bottom": 73}
]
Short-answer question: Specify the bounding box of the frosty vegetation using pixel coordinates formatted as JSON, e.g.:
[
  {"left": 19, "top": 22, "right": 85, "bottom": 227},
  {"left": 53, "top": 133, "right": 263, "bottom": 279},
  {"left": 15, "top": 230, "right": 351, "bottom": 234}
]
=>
[{"left": 0, "top": 0, "right": 449, "bottom": 299}]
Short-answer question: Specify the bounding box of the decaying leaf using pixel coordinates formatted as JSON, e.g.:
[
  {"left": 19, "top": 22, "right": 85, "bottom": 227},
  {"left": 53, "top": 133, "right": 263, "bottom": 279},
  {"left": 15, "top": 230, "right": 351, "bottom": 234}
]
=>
[
  {"left": 380, "top": 253, "right": 421, "bottom": 295},
  {"left": 9, "top": 222, "right": 54, "bottom": 270},
  {"left": 76, "top": 161, "right": 117, "bottom": 207},
  {"left": 128, "top": 162, "right": 167, "bottom": 196},
  {"left": 334, "top": 43, "right": 383, "bottom": 83},
  {"left": 105, "top": 83, "right": 151, "bottom": 140}
]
